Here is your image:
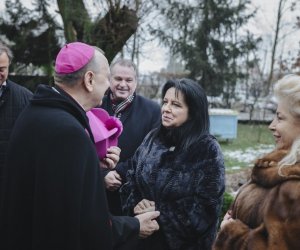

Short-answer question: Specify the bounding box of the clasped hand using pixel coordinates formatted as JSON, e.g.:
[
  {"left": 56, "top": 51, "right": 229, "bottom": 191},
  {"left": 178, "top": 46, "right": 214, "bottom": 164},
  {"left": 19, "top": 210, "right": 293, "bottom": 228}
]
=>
[
  {"left": 220, "top": 210, "right": 234, "bottom": 229},
  {"left": 134, "top": 199, "right": 159, "bottom": 238},
  {"left": 134, "top": 199, "right": 156, "bottom": 215},
  {"left": 100, "top": 146, "right": 121, "bottom": 169},
  {"left": 104, "top": 170, "right": 122, "bottom": 191}
]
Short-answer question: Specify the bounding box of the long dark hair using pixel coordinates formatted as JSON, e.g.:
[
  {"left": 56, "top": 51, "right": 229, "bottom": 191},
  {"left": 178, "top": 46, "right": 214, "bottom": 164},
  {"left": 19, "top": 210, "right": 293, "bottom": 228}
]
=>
[{"left": 156, "top": 78, "right": 210, "bottom": 152}]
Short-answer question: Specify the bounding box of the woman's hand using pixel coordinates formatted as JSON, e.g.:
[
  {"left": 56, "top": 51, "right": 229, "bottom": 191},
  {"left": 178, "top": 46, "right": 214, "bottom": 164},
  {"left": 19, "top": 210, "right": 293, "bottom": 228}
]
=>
[
  {"left": 220, "top": 210, "right": 234, "bottom": 229},
  {"left": 134, "top": 199, "right": 155, "bottom": 215},
  {"left": 100, "top": 146, "right": 121, "bottom": 169}
]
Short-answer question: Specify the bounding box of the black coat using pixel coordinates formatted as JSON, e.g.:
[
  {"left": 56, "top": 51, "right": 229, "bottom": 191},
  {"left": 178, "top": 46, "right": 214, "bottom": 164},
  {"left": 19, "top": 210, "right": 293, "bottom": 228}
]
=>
[
  {"left": 121, "top": 131, "right": 225, "bottom": 250},
  {"left": 101, "top": 93, "right": 161, "bottom": 215},
  {"left": 0, "top": 79, "right": 32, "bottom": 179},
  {"left": 0, "top": 85, "right": 139, "bottom": 250}
]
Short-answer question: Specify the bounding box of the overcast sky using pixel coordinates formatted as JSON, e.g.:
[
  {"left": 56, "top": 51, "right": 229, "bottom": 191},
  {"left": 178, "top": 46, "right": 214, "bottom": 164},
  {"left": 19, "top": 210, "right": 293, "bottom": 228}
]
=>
[
  {"left": 141, "top": 0, "right": 300, "bottom": 73},
  {"left": 1, "top": 0, "right": 299, "bottom": 74}
]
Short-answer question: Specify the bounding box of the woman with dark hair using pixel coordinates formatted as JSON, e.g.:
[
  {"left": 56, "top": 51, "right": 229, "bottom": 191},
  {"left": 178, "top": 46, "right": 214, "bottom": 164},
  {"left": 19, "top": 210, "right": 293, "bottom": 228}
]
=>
[{"left": 120, "top": 78, "right": 225, "bottom": 250}]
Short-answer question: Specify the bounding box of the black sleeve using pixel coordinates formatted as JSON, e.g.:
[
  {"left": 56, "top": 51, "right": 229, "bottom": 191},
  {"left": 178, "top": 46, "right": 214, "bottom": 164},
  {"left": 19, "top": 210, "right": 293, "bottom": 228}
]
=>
[
  {"left": 111, "top": 215, "right": 140, "bottom": 250},
  {"left": 114, "top": 158, "right": 132, "bottom": 181}
]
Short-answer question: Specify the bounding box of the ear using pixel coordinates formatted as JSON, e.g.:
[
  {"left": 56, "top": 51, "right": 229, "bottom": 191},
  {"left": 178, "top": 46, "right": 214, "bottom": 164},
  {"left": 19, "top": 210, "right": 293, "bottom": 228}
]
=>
[{"left": 83, "top": 71, "right": 94, "bottom": 92}]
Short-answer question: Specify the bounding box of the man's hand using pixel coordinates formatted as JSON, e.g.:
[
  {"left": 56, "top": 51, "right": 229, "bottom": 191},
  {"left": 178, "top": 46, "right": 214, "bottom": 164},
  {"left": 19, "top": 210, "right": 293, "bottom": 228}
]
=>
[
  {"left": 134, "top": 199, "right": 155, "bottom": 215},
  {"left": 104, "top": 170, "right": 122, "bottom": 191},
  {"left": 100, "top": 146, "right": 121, "bottom": 169},
  {"left": 135, "top": 211, "right": 160, "bottom": 238}
]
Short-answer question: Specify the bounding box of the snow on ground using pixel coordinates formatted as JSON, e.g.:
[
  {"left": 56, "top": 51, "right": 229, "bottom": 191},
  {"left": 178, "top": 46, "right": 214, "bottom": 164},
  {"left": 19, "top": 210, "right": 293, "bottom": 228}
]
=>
[
  {"left": 224, "top": 144, "right": 275, "bottom": 170},
  {"left": 225, "top": 144, "right": 275, "bottom": 193}
]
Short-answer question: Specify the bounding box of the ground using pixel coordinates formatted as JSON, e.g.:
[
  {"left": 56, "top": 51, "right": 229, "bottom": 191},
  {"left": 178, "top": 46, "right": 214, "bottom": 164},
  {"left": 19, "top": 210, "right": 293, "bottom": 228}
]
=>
[
  {"left": 225, "top": 168, "right": 252, "bottom": 194},
  {"left": 223, "top": 144, "right": 274, "bottom": 194}
]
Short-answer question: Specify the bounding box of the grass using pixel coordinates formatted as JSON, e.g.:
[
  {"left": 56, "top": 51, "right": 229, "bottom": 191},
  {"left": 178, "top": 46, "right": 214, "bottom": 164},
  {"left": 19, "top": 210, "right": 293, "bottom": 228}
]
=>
[
  {"left": 219, "top": 123, "right": 274, "bottom": 151},
  {"left": 218, "top": 123, "right": 275, "bottom": 171},
  {"left": 216, "top": 124, "right": 275, "bottom": 217}
]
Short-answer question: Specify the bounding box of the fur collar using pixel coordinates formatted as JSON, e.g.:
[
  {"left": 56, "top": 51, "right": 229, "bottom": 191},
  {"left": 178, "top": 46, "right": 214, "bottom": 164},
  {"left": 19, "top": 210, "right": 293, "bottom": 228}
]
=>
[{"left": 251, "top": 149, "right": 300, "bottom": 188}]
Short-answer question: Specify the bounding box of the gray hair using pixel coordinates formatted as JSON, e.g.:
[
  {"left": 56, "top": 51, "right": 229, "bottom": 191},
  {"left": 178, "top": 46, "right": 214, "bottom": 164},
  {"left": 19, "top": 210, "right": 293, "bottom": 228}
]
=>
[
  {"left": 0, "top": 42, "right": 13, "bottom": 64},
  {"left": 110, "top": 58, "right": 137, "bottom": 78},
  {"left": 54, "top": 47, "right": 104, "bottom": 86}
]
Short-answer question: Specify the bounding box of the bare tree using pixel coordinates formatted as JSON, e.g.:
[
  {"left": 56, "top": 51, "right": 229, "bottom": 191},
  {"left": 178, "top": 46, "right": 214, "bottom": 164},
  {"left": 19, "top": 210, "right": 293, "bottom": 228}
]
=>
[{"left": 265, "top": 0, "right": 298, "bottom": 94}]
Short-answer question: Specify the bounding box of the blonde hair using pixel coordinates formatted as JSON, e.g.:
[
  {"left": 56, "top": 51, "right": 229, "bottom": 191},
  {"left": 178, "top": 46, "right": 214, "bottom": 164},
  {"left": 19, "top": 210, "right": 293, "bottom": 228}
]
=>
[
  {"left": 275, "top": 74, "right": 300, "bottom": 171},
  {"left": 279, "top": 138, "right": 300, "bottom": 176},
  {"left": 274, "top": 74, "right": 300, "bottom": 120}
]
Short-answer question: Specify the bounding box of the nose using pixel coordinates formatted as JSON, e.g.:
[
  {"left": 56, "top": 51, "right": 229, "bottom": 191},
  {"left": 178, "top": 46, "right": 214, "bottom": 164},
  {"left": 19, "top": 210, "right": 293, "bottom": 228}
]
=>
[
  {"left": 162, "top": 102, "right": 171, "bottom": 113},
  {"left": 118, "top": 79, "right": 127, "bottom": 87},
  {"left": 268, "top": 118, "right": 276, "bottom": 131}
]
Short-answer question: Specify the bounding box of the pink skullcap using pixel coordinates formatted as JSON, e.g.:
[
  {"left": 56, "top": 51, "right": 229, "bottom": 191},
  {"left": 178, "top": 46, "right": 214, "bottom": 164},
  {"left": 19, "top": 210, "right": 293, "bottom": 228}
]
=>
[
  {"left": 55, "top": 42, "right": 95, "bottom": 74},
  {"left": 87, "top": 108, "right": 123, "bottom": 160}
]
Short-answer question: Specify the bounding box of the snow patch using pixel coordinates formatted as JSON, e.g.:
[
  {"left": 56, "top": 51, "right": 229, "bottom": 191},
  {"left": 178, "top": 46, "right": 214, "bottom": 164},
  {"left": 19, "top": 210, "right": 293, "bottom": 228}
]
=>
[{"left": 224, "top": 144, "right": 275, "bottom": 165}]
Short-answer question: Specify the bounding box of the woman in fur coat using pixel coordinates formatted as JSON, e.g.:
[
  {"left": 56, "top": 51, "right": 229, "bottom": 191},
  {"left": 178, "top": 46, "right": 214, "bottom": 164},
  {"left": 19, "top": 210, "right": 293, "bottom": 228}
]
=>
[
  {"left": 213, "top": 74, "right": 300, "bottom": 250},
  {"left": 121, "top": 79, "right": 225, "bottom": 250}
]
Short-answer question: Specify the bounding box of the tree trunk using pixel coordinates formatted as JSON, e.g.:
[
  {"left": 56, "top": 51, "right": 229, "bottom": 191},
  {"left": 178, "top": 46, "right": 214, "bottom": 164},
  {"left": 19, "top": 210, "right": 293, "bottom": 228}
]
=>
[
  {"left": 91, "top": 6, "right": 138, "bottom": 63},
  {"left": 57, "top": 0, "right": 90, "bottom": 42},
  {"left": 265, "top": 0, "right": 286, "bottom": 95},
  {"left": 56, "top": 0, "right": 138, "bottom": 63}
]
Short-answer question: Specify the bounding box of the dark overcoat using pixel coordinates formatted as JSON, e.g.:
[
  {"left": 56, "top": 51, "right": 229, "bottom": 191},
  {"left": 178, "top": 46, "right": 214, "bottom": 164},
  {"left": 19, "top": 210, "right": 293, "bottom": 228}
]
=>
[
  {"left": 0, "top": 79, "right": 32, "bottom": 178},
  {"left": 101, "top": 92, "right": 161, "bottom": 215},
  {"left": 0, "top": 85, "right": 139, "bottom": 250}
]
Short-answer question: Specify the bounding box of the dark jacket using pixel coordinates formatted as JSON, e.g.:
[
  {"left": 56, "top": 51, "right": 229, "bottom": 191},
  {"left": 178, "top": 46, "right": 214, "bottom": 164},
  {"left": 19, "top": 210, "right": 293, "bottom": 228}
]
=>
[
  {"left": 101, "top": 92, "right": 161, "bottom": 215},
  {"left": 0, "top": 84, "right": 139, "bottom": 250},
  {"left": 121, "top": 131, "right": 225, "bottom": 250},
  {"left": 213, "top": 149, "right": 300, "bottom": 250},
  {"left": 0, "top": 79, "right": 32, "bottom": 179}
]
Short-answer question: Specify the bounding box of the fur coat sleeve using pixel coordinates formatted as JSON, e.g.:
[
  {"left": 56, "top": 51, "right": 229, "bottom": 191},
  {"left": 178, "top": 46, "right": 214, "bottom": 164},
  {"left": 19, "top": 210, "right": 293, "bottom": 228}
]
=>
[{"left": 213, "top": 149, "right": 300, "bottom": 250}]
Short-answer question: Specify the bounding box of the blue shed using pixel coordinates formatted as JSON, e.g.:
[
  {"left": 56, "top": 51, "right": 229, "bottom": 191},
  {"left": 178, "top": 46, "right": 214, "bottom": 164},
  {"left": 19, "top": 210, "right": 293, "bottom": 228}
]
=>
[{"left": 209, "top": 109, "right": 238, "bottom": 140}]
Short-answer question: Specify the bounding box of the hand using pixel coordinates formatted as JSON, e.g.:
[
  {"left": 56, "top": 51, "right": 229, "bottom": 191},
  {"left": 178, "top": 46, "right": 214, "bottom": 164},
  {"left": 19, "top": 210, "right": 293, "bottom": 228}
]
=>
[
  {"left": 135, "top": 211, "right": 160, "bottom": 239},
  {"left": 100, "top": 146, "right": 121, "bottom": 170},
  {"left": 220, "top": 210, "right": 234, "bottom": 229},
  {"left": 255, "top": 149, "right": 287, "bottom": 168},
  {"left": 104, "top": 170, "right": 122, "bottom": 191},
  {"left": 134, "top": 199, "right": 155, "bottom": 215}
]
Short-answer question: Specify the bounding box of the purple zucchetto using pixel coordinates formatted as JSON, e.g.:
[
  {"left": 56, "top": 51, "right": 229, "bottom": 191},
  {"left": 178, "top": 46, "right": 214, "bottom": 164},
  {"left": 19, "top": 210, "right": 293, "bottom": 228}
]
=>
[
  {"left": 55, "top": 42, "right": 95, "bottom": 74},
  {"left": 86, "top": 108, "right": 123, "bottom": 160}
]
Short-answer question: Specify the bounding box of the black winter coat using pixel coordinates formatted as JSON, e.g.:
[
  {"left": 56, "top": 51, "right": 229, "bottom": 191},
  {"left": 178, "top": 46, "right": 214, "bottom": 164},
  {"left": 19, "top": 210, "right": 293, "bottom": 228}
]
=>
[
  {"left": 101, "top": 92, "right": 161, "bottom": 215},
  {"left": 0, "top": 79, "right": 32, "bottom": 180},
  {"left": 0, "top": 84, "right": 139, "bottom": 250},
  {"left": 121, "top": 131, "right": 225, "bottom": 250}
]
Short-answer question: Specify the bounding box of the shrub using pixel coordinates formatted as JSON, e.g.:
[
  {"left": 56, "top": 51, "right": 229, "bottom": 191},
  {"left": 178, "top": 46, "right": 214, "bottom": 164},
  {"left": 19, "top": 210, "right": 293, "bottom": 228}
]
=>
[{"left": 218, "top": 191, "right": 234, "bottom": 229}]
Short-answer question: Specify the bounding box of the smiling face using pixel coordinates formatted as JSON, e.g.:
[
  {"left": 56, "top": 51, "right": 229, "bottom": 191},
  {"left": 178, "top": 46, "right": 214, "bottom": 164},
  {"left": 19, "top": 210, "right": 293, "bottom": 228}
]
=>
[
  {"left": 161, "top": 87, "right": 189, "bottom": 128},
  {"left": 110, "top": 64, "right": 137, "bottom": 102},
  {"left": 269, "top": 100, "right": 300, "bottom": 149}
]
